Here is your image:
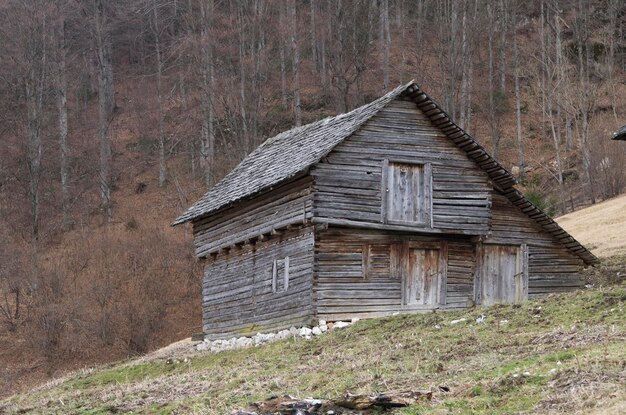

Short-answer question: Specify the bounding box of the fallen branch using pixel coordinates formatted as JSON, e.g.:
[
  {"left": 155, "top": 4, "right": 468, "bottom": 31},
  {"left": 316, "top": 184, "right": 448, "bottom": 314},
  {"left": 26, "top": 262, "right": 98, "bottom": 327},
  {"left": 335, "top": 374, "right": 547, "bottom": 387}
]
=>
[
  {"left": 335, "top": 391, "right": 432, "bottom": 410},
  {"left": 236, "top": 390, "right": 433, "bottom": 415}
]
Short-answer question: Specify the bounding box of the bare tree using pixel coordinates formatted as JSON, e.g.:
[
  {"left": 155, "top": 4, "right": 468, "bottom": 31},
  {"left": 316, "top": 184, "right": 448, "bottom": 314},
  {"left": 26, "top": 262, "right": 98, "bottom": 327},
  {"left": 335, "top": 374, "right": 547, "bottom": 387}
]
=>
[
  {"left": 512, "top": 4, "right": 524, "bottom": 181},
  {"left": 487, "top": 3, "right": 500, "bottom": 158},
  {"left": 290, "top": 0, "right": 301, "bottom": 126},
  {"left": 90, "top": 0, "right": 115, "bottom": 221},
  {"left": 279, "top": 1, "right": 288, "bottom": 108},
  {"left": 458, "top": 1, "right": 475, "bottom": 132},
  {"left": 607, "top": 0, "right": 620, "bottom": 121},
  {"left": 310, "top": 0, "right": 320, "bottom": 75},
  {"left": 379, "top": 0, "right": 390, "bottom": 91},
  {"left": 327, "top": 0, "right": 369, "bottom": 112},
  {"left": 24, "top": 6, "right": 49, "bottom": 243},
  {"left": 200, "top": 0, "right": 215, "bottom": 187},
  {"left": 396, "top": 0, "right": 406, "bottom": 82},
  {"left": 150, "top": 1, "right": 166, "bottom": 187},
  {"left": 499, "top": 0, "right": 508, "bottom": 91},
  {"left": 56, "top": 3, "right": 71, "bottom": 230},
  {"left": 236, "top": 1, "right": 249, "bottom": 151},
  {"left": 538, "top": 2, "right": 566, "bottom": 214},
  {"left": 540, "top": 0, "right": 547, "bottom": 128},
  {"left": 0, "top": 229, "right": 25, "bottom": 332},
  {"left": 574, "top": 0, "right": 595, "bottom": 204}
]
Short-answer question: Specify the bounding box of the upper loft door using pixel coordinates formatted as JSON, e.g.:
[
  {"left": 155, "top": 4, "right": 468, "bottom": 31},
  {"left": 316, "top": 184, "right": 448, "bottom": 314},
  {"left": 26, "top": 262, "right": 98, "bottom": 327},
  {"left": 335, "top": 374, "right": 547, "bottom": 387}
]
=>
[
  {"left": 383, "top": 161, "right": 432, "bottom": 227},
  {"left": 478, "top": 244, "right": 528, "bottom": 305}
]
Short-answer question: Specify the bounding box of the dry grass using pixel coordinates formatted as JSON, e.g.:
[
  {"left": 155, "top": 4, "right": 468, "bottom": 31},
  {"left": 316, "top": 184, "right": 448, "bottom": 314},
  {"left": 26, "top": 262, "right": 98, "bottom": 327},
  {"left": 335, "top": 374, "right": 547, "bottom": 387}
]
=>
[
  {"left": 2, "top": 283, "right": 624, "bottom": 415},
  {"left": 557, "top": 194, "right": 626, "bottom": 258}
]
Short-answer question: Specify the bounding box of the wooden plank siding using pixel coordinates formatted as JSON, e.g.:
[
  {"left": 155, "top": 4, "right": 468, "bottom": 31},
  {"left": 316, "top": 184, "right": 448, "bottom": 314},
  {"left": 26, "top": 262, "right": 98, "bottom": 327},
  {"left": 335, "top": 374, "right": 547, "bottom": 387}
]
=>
[
  {"left": 192, "top": 176, "right": 313, "bottom": 257},
  {"left": 181, "top": 85, "right": 595, "bottom": 340},
  {"left": 201, "top": 228, "right": 315, "bottom": 339},
  {"left": 314, "top": 227, "right": 476, "bottom": 321},
  {"left": 486, "top": 192, "right": 585, "bottom": 298},
  {"left": 312, "top": 97, "right": 493, "bottom": 236}
]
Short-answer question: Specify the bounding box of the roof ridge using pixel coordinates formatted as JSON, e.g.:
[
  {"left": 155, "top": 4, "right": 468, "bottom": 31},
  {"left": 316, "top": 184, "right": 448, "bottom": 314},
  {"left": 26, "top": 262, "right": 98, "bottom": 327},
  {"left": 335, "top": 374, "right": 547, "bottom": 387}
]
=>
[
  {"left": 401, "top": 84, "right": 596, "bottom": 265},
  {"left": 173, "top": 81, "right": 597, "bottom": 265}
]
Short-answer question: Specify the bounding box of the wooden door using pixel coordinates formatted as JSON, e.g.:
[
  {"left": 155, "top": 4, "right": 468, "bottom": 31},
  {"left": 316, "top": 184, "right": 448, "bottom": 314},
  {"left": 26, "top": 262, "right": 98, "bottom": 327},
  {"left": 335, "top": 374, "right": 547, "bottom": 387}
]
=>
[
  {"left": 383, "top": 161, "right": 432, "bottom": 225},
  {"left": 404, "top": 248, "right": 440, "bottom": 306},
  {"left": 480, "top": 244, "right": 528, "bottom": 305}
]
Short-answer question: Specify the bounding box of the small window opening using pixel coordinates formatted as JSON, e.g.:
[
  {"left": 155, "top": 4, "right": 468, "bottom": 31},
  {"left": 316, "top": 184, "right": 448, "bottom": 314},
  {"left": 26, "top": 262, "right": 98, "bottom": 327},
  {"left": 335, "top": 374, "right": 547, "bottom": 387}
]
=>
[{"left": 272, "top": 256, "right": 290, "bottom": 293}]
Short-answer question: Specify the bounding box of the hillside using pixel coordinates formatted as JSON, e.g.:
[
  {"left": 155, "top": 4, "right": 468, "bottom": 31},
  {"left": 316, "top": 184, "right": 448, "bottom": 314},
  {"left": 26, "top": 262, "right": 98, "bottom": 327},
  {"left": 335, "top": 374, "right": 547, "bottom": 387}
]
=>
[
  {"left": 557, "top": 194, "right": 626, "bottom": 259},
  {"left": 1, "top": 0, "right": 626, "bottom": 404},
  {"left": 2, "top": 285, "right": 624, "bottom": 415}
]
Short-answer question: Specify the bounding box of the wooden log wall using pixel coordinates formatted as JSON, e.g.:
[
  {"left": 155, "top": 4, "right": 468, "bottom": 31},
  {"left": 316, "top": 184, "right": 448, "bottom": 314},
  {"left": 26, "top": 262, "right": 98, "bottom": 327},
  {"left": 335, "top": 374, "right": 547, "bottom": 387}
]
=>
[
  {"left": 312, "top": 97, "right": 492, "bottom": 236},
  {"left": 202, "top": 227, "right": 315, "bottom": 340},
  {"left": 486, "top": 191, "right": 585, "bottom": 297},
  {"left": 314, "top": 227, "right": 476, "bottom": 321},
  {"left": 192, "top": 176, "right": 313, "bottom": 257}
]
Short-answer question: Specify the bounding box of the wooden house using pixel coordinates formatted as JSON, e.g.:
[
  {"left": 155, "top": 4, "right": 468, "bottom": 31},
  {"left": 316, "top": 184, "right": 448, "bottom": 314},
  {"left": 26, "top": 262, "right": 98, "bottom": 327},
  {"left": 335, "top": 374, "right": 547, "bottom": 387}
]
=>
[
  {"left": 174, "top": 82, "right": 597, "bottom": 340},
  {"left": 612, "top": 125, "right": 626, "bottom": 140}
]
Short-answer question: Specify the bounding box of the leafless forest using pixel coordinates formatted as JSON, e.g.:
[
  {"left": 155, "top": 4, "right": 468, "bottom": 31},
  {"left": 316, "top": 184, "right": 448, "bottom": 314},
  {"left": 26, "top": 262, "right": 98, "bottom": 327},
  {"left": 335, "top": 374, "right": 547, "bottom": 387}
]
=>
[{"left": 0, "top": 0, "right": 624, "bottom": 395}]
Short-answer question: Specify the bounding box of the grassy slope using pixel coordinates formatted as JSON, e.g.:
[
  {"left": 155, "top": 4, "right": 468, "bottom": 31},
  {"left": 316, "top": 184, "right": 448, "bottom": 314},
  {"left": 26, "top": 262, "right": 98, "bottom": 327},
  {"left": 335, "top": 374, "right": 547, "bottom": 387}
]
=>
[
  {"left": 556, "top": 194, "right": 626, "bottom": 258},
  {"left": 2, "top": 285, "right": 624, "bottom": 415}
]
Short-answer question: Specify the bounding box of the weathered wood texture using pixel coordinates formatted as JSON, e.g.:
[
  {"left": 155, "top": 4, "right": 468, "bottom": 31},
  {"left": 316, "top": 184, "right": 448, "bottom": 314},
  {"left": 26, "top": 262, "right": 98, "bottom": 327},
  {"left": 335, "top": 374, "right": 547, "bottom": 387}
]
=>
[
  {"left": 480, "top": 244, "right": 528, "bottom": 305},
  {"left": 314, "top": 227, "right": 475, "bottom": 321},
  {"left": 384, "top": 162, "right": 431, "bottom": 225},
  {"left": 312, "top": 97, "right": 492, "bottom": 236},
  {"left": 192, "top": 176, "right": 313, "bottom": 257},
  {"left": 486, "top": 191, "right": 585, "bottom": 297},
  {"left": 405, "top": 248, "right": 436, "bottom": 305},
  {"left": 202, "top": 228, "right": 315, "bottom": 339}
]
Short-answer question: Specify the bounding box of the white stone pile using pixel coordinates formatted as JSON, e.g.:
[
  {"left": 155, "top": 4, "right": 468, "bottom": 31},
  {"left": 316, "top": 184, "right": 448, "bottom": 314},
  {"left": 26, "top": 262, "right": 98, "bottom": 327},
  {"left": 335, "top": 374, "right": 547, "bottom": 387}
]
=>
[{"left": 196, "top": 318, "right": 360, "bottom": 353}]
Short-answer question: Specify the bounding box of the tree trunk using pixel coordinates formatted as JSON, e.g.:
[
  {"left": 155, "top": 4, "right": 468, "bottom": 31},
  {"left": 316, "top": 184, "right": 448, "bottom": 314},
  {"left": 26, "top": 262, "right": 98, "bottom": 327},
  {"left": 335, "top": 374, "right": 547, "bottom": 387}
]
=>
[
  {"left": 488, "top": 4, "right": 499, "bottom": 158},
  {"left": 539, "top": 0, "right": 546, "bottom": 128},
  {"left": 319, "top": 2, "right": 327, "bottom": 89},
  {"left": 459, "top": 7, "right": 468, "bottom": 130},
  {"left": 152, "top": 3, "right": 166, "bottom": 187},
  {"left": 94, "top": 0, "right": 115, "bottom": 222},
  {"left": 200, "top": 0, "right": 215, "bottom": 186},
  {"left": 577, "top": 0, "right": 594, "bottom": 204},
  {"left": 57, "top": 13, "right": 70, "bottom": 230},
  {"left": 499, "top": 0, "right": 507, "bottom": 91},
  {"left": 398, "top": 0, "right": 405, "bottom": 83},
  {"left": 26, "top": 11, "right": 48, "bottom": 244},
  {"left": 290, "top": 0, "right": 301, "bottom": 126},
  {"left": 415, "top": 0, "right": 424, "bottom": 62},
  {"left": 310, "top": 0, "right": 320, "bottom": 74},
  {"left": 237, "top": 2, "right": 249, "bottom": 152},
  {"left": 554, "top": 7, "right": 562, "bottom": 157},
  {"left": 279, "top": 1, "right": 287, "bottom": 108},
  {"left": 606, "top": 0, "right": 618, "bottom": 122},
  {"left": 513, "top": 9, "right": 524, "bottom": 181},
  {"left": 379, "top": 0, "right": 390, "bottom": 92},
  {"left": 548, "top": 94, "right": 567, "bottom": 214}
]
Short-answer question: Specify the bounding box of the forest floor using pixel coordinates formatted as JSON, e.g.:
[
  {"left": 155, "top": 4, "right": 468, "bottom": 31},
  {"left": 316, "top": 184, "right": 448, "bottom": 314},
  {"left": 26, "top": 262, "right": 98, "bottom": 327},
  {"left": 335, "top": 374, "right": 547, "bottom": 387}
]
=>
[
  {"left": 557, "top": 193, "right": 626, "bottom": 258},
  {"left": 2, "top": 279, "right": 624, "bottom": 415}
]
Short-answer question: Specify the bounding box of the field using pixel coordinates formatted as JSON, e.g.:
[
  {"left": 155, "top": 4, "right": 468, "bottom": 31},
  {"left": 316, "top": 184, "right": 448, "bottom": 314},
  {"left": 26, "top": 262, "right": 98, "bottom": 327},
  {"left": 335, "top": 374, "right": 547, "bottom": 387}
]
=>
[
  {"left": 2, "top": 283, "right": 624, "bottom": 414},
  {"left": 557, "top": 194, "right": 626, "bottom": 258}
]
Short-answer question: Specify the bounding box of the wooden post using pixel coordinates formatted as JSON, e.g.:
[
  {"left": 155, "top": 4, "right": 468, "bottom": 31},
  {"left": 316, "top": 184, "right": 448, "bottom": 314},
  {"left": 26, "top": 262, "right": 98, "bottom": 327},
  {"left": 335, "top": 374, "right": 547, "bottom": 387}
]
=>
[{"left": 473, "top": 242, "right": 484, "bottom": 305}]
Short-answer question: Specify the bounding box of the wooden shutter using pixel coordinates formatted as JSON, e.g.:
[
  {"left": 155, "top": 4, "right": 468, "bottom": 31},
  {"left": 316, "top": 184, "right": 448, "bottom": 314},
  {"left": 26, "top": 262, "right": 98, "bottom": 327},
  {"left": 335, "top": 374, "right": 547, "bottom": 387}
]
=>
[
  {"left": 479, "top": 244, "right": 528, "bottom": 305},
  {"left": 272, "top": 257, "right": 290, "bottom": 293},
  {"left": 383, "top": 161, "right": 431, "bottom": 225},
  {"left": 283, "top": 256, "right": 290, "bottom": 291}
]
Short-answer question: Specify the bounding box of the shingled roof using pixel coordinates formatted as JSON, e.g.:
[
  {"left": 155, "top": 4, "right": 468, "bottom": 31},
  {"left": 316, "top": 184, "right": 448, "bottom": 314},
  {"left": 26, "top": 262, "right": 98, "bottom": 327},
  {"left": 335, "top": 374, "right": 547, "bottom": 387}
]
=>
[
  {"left": 174, "top": 81, "right": 598, "bottom": 265},
  {"left": 173, "top": 83, "right": 411, "bottom": 225}
]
